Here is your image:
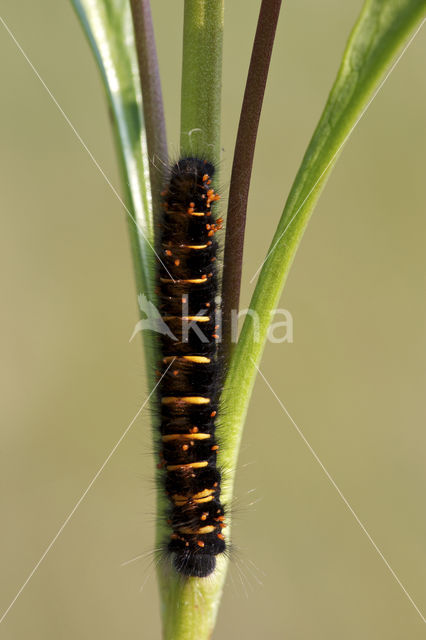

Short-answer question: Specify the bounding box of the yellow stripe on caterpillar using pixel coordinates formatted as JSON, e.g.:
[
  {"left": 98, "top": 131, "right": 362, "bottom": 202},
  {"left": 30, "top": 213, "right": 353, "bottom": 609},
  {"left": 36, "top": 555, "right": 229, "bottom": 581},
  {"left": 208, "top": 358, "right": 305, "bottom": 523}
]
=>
[
  {"left": 177, "top": 525, "right": 215, "bottom": 535},
  {"left": 161, "top": 396, "right": 210, "bottom": 405},
  {"left": 162, "top": 433, "right": 211, "bottom": 442},
  {"left": 162, "top": 355, "right": 211, "bottom": 364},
  {"left": 160, "top": 276, "right": 211, "bottom": 284},
  {"left": 161, "top": 316, "right": 210, "bottom": 322},
  {"left": 166, "top": 461, "right": 208, "bottom": 471}
]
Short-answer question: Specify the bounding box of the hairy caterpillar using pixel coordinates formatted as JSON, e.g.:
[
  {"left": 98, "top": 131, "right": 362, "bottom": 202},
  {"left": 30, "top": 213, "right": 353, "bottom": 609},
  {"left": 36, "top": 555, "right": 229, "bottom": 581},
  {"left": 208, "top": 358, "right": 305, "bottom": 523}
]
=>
[{"left": 157, "top": 157, "right": 225, "bottom": 578}]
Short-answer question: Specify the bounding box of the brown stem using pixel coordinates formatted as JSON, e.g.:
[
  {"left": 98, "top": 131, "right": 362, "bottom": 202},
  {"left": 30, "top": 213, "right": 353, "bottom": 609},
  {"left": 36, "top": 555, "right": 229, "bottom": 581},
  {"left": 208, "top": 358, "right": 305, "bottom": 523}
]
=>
[
  {"left": 221, "top": 0, "right": 282, "bottom": 361},
  {"left": 130, "top": 0, "right": 168, "bottom": 219}
]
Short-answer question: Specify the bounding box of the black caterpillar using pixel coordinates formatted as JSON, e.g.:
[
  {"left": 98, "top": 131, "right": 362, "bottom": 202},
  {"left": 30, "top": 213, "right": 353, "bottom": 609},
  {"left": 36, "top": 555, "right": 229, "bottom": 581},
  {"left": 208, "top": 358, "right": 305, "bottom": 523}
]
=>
[{"left": 157, "top": 157, "right": 225, "bottom": 578}]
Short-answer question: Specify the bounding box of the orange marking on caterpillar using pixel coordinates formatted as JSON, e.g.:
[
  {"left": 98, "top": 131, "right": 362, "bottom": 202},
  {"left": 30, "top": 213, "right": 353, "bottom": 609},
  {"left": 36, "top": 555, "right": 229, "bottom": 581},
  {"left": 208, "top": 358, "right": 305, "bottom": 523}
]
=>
[
  {"left": 182, "top": 355, "right": 210, "bottom": 363},
  {"left": 162, "top": 433, "right": 210, "bottom": 442},
  {"left": 162, "top": 316, "right": 210, "bottom": 323},
  {"left": 161, "top": 396, "right": 210, "bottom": 405},
  {"left": 178, "top": 525, "right": 215, "bottom": 535},
  {"left": 193, "top": 488, "right": 215, "bottom": 500},
  {"left": 194, "top": 495, "right": 214, "bottom": 504},
  {"left": 160, "top": 277, "right": 208, "bottom": 284},
  {"left": 167, "top": 461, "right": 208, "bottom": 471}
]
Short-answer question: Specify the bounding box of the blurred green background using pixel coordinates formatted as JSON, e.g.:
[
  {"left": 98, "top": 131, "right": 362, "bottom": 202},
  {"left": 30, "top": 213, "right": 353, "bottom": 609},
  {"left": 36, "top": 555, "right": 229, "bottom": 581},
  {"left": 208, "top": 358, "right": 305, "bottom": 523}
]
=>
[{"left": 1, "top": 1, "right": 425, "bottom": 638}]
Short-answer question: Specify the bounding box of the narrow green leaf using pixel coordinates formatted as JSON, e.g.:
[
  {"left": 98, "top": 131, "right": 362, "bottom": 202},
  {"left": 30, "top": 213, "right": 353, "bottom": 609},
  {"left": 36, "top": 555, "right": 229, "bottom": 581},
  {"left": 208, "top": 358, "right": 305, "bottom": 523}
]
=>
[
  {"left": 70, "top": 0, "right": 156, "bottom": 373},
  {"left": 219, "top": 0, "right": 426, "bottom": 551}
]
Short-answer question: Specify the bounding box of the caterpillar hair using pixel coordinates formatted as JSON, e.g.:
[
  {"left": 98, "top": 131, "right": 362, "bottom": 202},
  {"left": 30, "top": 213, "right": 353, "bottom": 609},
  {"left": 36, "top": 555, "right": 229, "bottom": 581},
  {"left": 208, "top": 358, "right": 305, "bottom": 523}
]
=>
[{"left": 156, "top": 156, "right": 225, "bottom": 578}]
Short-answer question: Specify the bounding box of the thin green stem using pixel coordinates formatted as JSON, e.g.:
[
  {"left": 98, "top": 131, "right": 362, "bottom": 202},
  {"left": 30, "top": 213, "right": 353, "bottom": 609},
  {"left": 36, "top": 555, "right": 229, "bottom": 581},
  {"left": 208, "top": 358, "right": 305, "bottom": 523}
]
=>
[
  {"left": 155, "top": 3, "right": 226, "bottom": 639},
  {"left": 180, "top": 0, "right": 224, "bottom": 165}
]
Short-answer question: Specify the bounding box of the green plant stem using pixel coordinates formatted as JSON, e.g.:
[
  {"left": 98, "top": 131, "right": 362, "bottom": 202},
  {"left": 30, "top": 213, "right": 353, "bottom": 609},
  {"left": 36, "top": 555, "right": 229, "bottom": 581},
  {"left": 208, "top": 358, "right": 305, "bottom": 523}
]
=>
[
  {"left": 180, "top": 0, "right": 224, "bottom": 164},
  {"left": 222, "top": 0, "right": 282, "bottom": 362},
  {"left": 155, "top": 3, "right": 225, "bottom": 640},
  {"left": 219, "top": 0, "right": 426, "bottom": 521},
  {"left": 130, "top": 0, "right": 168, "bottom": 219}
]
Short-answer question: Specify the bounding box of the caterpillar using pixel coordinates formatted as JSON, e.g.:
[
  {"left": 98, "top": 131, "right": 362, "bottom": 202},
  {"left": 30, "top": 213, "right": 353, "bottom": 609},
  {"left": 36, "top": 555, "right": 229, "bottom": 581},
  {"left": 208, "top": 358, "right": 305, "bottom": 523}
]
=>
[{"left": 157, "top": 157, "right": 225, "bottom": 578}]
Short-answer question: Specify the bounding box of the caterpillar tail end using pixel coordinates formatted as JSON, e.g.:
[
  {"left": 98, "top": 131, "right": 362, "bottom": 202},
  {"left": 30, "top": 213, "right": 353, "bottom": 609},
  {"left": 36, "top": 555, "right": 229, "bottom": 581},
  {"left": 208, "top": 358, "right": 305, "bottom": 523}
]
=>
[{"left": 173, "top": 551, "right": 216, "bottom": 578}]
